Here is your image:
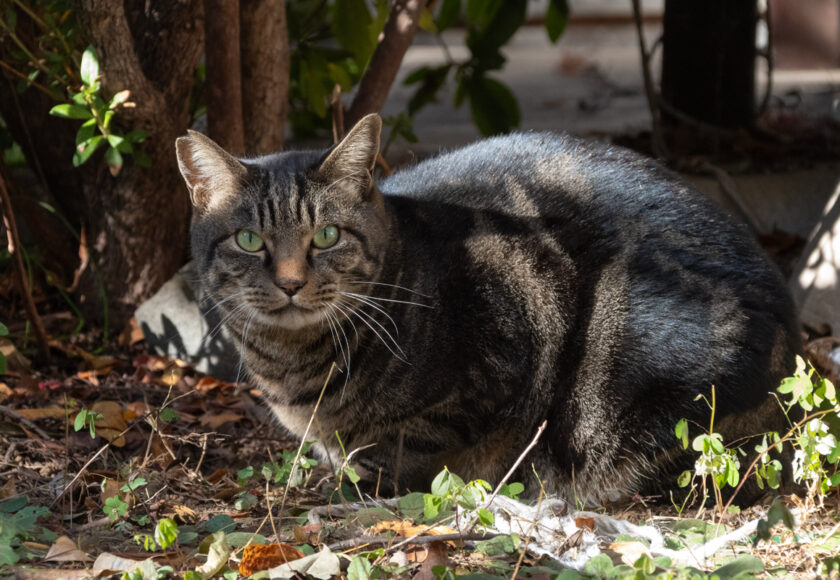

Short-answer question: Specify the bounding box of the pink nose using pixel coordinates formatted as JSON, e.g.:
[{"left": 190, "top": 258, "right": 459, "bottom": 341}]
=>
[{"left": 276, "top": 279, "right": 306, "bottom": 297}]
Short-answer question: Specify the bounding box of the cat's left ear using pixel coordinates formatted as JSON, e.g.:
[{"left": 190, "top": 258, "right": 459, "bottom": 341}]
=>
[
  {"left": 176, "top": 130, "right": 247, "bottom": 212},
  {"left": 318, "top": 113, "right": 382, "bottom": 197}
]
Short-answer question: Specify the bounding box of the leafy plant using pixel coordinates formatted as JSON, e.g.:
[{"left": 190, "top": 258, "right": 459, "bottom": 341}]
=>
[
  {"left": 0, "top": 497, "right": 55, "bottom": 565},
  {"left": 48, "top": 45, "right": 148, "bottom": 174},
  {"left": 74, "top": 407, "right": 104, "bottom": 439},
  {"left": 423, "top": 467, "right": 494, "bottom": 527},
  {"left": 261, "top": 441, "right": 318, "bottom": 488}
]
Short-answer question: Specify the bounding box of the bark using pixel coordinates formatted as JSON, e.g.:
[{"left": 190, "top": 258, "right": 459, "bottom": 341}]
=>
[
  {"left": 346, "top": 0, "right": 426, "bottom": 127},
  {"left": 205, "top": 0, "right": 245, "bottom": 155},
  {"left": 241, "top": 0, "right": 290, "bottom": 154},
  {"left": 661, "top": 0, "right": 758, "bottom": 128},
  {"left": 67, "top": 0, "right": 204, "bottom": 328}
]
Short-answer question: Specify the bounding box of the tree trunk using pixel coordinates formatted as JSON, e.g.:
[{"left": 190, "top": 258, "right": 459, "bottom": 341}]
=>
[
  {"left": 241, "top": 0, "right": 290, "bottom": 154},
  {"left": 661, "top": 0, "right": 758, "bottom": 129},
  {"left": 205, "top": 0, "right": 245, "bottom": 155},
  {"left": 8, "top": 0, "right": 203, "bottom": 328},
  {"left": 346, "top": 0, "right": 426, "bottom": 127}
]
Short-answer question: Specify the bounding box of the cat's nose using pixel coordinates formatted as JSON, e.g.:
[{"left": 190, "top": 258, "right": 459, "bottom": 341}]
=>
[{"left": 276, "top": 279, "right": 306, "bottom": 297}]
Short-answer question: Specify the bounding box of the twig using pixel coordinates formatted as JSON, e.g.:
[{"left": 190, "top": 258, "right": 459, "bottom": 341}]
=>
[
  {"left": 345, "top": 0, "right": 426, "bottom": 126},
  {"left": 630, "top": 0, "right": 667, "bottom": 159},
  {"left": 247, "top": 363, "right": 336, "bottom": 545},
  {"left": 327, "top": 532, "right": 499, "bottom": 552},
  {"left": 485, "top": 420, "right": 547, "bottom": 509},
  {"left": 0, "top": 168, "right": 50, "bottom": 361},
  {"left": 698, "top": 162, "right": 761, "bottom": 233},
  {"left": 331, "top": 84, "right": 345, "bottom": 144},
  {"left": 510, "top": 482, "right": 544, "bottom": 580},
  {"left": 0, "top": 405, "right": 52, "bottom": 440}
]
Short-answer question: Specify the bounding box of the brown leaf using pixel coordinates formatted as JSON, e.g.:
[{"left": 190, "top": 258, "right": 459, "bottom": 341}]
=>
[
  {"left": 91, "top": 401, "right": 128, "bottom": 447},
  {"left": 0, "top": 382, "right": 12, "bottom": 404},
  {"left": 0, "top": 337, "right": 31, "bottom": 371},
  {"left": 199, "top": 412, "right": 243, "bottom": 429},
  {"left": 195, "top": 375, "right": 222, "bottom": 393},
  {"left": 575, "top": 516, "right": 595, "bottom": 531},
  {"left": 15, "top": 405, "right": 69, "bottom": 420},
  {"left": 118, "top": 317, "right": 145, "bottom": 347},
  {"left": 44, "top": 535, "right": 92, "bottom": 563},
  {"left": 412, "top": 541, "right": 449, "bottom": 580},
  {"left": 239, "top": 543, "right": 305, "bottom": 576},
  {"left": 0, "top": 477, "right": 17, "bottom": 499}
]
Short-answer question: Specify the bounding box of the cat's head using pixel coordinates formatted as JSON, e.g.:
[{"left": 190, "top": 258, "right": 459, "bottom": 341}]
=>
[{"left": 175, "top": 114, "right": 389, "bottom": 331}]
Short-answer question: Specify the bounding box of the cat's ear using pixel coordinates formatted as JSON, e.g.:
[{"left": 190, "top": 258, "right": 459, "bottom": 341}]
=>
[
  {"left": 318, "top": 113, "right": 382, "bottom": 193},
  {"left": 176, "top": 130, "right": 247, "bottom": 212}
]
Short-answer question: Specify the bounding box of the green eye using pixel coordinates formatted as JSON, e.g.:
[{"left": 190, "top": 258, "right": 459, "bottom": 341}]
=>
[
  {"left": 312, "top": 225, "right": 339, "bottom": 249},
  {"left": 236, "top": 230, "right": 265, "bottom": 252}
]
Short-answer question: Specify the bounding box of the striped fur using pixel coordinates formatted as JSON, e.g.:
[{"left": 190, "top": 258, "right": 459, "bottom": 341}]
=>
[{"left": 177, "top": 115, "right": 799, "bottom": 504}]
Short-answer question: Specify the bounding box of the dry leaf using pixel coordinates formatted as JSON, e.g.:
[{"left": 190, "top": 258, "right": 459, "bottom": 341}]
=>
[
  {"left": 369, "top": 520, "right": 458, "bottom": 538},
  {"left": 15, "top": 405, "right": 69, "bottom": 420},
  {"left": 239, "top": 543, "right": 305, "bottom": 576},
  {"left": 0, "top": 337, "right": 31, "bottom": 371},
  {"left": 199, "top": 412, "right": 243, "bottom": 429},
  {"left": 608, "top": 541, "right": 652, "bottom": 567},
  {"left": 0, "top": 477, "right": 17, "bottom": 499},
  {"left": 91, "top": 401, "right": 128, "bottom": 447},
  {"left": 195, "top": 375, "right": 222, "bottom": 393},
  {"left": 101, "top": 479, "right": 126, "bottom": 504},
  {"left": 44, "top": 535, "right": 92, "bottom": 563},
  {"left": 0, "top": 382, "right": 13, "bottom": 404},
  {"left": 412, "top": 541, "right": 449, "bottom": 580},
  {"left": 575, "top": 516, "right": 595, "bottom": 531},
  {"left": 119, "top": 317, "right": 145, "bottom": 347}
]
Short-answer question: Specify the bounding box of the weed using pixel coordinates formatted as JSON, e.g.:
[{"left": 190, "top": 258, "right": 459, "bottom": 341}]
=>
[{"left": 73, "top": 407, "right": 103, "bottom": 438}]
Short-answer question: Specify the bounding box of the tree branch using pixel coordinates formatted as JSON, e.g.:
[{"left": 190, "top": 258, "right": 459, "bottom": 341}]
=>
[{"left": 346, "top": 0, "right": 426, "bottom": 127}]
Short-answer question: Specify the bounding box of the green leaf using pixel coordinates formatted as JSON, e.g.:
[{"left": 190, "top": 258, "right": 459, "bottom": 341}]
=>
[
  {"left": 108, "top": 89, "right": 131, "bottom": 109},
  {"left": 327, "top": 62, "right": 353, "bottom": 91},
  {"left": 0, "top": 322, "right": 8, "bottom": 336},
  {"left": 154, "top": 518, "right": 179, "bottom": 549},
  {"left": 677, "top": 469, "right": 692, "bottom": 488},
  {"left": 633, "top": 553, "right": 655, "bottom": 574},
  {"left": 49, "top": 104, "right": 93, "bottom": 120},
  {"left": 348, "top": 555, "right": 373, "bottom": 580},
  {"left": 430, "top": 469, "right": 450, "bottom": 496},
  {"left": 406, "top": 64, "right": 451, "bottom": 116},
  {"left": 0, "top": 496, "right": 27, "bottom": 513},
  {"left": 477, "top": 508, "right": 494, "bottom": 526},
  {"left": 105, "top": 147, "right": 123, "bottom": 175},
  {"left": 467, "top": 76, "right": 521, "bottom": 136},
  {"left": 423, "top": 493, "right": 442, "bottom": 520},
  {"left": 437, "top": 0, "right": 461, "bottom": 32},
  {"left": 74, "top": 410, "right": 87, "bottom": 432},
  {"left": 545, "top": 0, "right": 569, "bottom": 43},
  {"left": 675, "top": 418, "right": 689, "bottom": 449},
  {"left": 199, "top": 514, "right": 236, "bottom": 534},
  {"left": 80, "top": 45, "right": 100, "bottom": 86},
  {"left": 466, "top": 0, "right": 502, "bottom": 32},
  {"left": 397, "top": 492, "right": 425, "bottom": 520},
  {"left": 76, "top": 119, "right": 97, "bottom": 146},
  {"left": 225, "top": 531, "right": 267, "bottom": 547},
  {"left": 234, "top": 492, "right": 257, "bottom": 511},
  {"left": 121, "top": 478, "right": 148, "bottom": 493},
  {"left": 475, "top": 534, "right": 516, "bottom": 556},
  {"left": 73, "top": 135, "right": 104, "bottom": 166},
  {"left": 106, "top": 134, "right": 125, "bottom": 149},
  {"left": 0, "top": 353, "right": 6, "bottom": 376},
  {"left": 498, "top": 482, "right": 524, "bottom": 499},
  {"left": 711, "top": 554, "right": 764, "bottom": 578},
  {"left": 466, "top": 0, "right": 526, "bottom": 63},
  {"left": 583, "top": 554, "right": 614, "bottom": 578},
  {"left": 332, "top": 0, "right": 375, "bottom": 65}
]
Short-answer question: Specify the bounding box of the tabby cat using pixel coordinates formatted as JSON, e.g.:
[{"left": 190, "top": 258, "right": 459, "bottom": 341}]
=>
[{"left": 176, "top": 114, "right": 799, "bottom": 503}]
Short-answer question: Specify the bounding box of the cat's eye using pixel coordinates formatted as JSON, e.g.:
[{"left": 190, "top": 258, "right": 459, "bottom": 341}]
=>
[
  {"left": 236, "top": 230, "right": 265, "bottom": 252},
  {"left": 312, "top": 225, "right": 339, "bottom": 249}
]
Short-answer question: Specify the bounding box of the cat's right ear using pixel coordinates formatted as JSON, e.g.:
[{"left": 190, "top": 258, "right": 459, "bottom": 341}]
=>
[{"left": 176, "top": 130, "right": 247, "bottom": 212}]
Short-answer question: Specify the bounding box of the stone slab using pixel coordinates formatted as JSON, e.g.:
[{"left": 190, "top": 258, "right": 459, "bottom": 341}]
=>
[{"left": 134, "top": 261, "right": 240, "bottom": 382}]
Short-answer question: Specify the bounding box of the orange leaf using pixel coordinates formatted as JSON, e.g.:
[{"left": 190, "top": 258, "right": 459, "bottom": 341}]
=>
[
  {"left": 575, "top": 516, "right": 595, "bottom": 531},
  {"left": 238, "top": 543, "right": 304, "bottom": 576},
  {"left": 199, "top": 413, "right": 243, "bottom": 429},
  {"left": 15, "top": 405, "right": 69, "bottom": 420},
  {"left": 91, "top": 401, "right": 128, "bottom": 447}
]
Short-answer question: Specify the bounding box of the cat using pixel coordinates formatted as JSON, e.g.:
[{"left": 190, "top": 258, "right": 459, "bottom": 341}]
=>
[{"left": 176, "top": 114, "right": 799, "bottom": 504}]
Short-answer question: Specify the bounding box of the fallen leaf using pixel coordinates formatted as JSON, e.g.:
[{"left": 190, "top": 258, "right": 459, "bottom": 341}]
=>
[
  {"left": 101, "top": 479, "right": 126, "bottom": 504},
  {"left": 267, "top": 547, "right": 340, "bottom": 580},
  {"left": 608, "top": 541, "right": 652, "bottom": 567},
  {"left": 44, "top": 535, "right": 92, "bottom": 563},
  {"left": 15, "top": 405, "right": 69, "bottom": 420},
  {"left": 119, "top": 317, "right": 145, "bottom": 347},
  {"left": 199, "top": 412, "right": 243, "bottom": 429},
  {"left": 239, "top": 543, "right": 304, "bottom": 576},
  {"left": 575, "top": 516, "right": 595, "bottom": 531},
  {"left": 0, "top": 337, "right": 31, "bottom": 371},
  {"left": 75, "top": 370, "right": 100, "bottom": 386},
  {"left": 0, "top": 477, "right": 17, "bottom": 499},
  {"left": 413, "top": 541, "right": 449, "bottom": 580},
  {"left": 91, "top": 401, "right": 128, "bottom": 447},
  {"left": 369, "top": 520, "right": 458, "bottom": 538},
  {"left": 195, "top": 375, "right": 222, "bottom": 393},
  {"left": 0, "top": 382, "right": 12, "bottom": 403},
  {"left": 195, "top": 531, "right": 232, "bottom": 579},
  {"left": 93, "top": 552, "right": 158, "bottom": 579}
]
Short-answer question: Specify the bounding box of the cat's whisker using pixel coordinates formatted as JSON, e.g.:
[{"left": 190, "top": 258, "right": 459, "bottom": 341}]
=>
[
  {"left": 206, "top": 301, "right": 252, "bottom": 342},
  {"left": 236, "top": 309, "right": 258, "bottom": 383},
  {"left": 332, "top": 300, "right": 360, "bottom": 348},
  {"left": 325, "top": 304, "right": 353, "bottom": 399},
  {"left": 344, "top": 302, "right": 409, "bottom": 363},
  {"left": 326, "top": 306, "right": 350, "bottom": 377},
  {"left": 321, "top": 307, "right": 341, "bottom": 361},
  {"left": 338, "top": 292, "right": 400, "bottom": 337},
  {"left": 345, "top": 280, "right": 430, "bottom": 298},
  {"left": 341, "top": 291, "right": 432, "bottom": 309},
  {"left": 202, "top": 290, "right": 251, "bottom": 317}
]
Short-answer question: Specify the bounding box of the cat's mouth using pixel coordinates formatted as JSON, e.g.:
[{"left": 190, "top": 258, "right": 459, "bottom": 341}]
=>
[{"left": 260, "top": 301, "right": 325, "bottom": 330}]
